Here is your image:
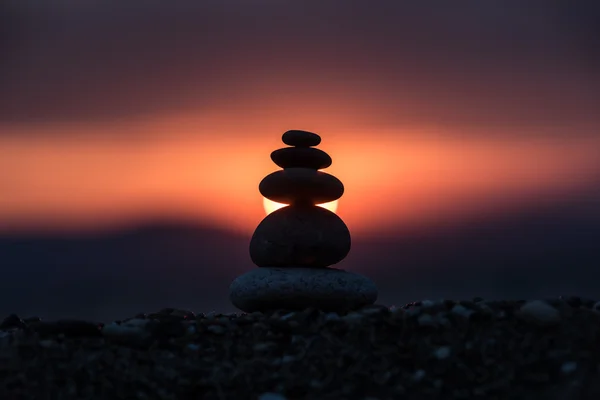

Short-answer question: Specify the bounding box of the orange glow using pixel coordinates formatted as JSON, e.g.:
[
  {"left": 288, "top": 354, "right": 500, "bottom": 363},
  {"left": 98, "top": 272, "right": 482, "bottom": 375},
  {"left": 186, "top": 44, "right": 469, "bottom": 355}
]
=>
[
  {"left": 263, "top": 198, "right": 339, "bottom": 215},
  {"left": 1, "top": 115, "right": 600, "bottom": 237}
]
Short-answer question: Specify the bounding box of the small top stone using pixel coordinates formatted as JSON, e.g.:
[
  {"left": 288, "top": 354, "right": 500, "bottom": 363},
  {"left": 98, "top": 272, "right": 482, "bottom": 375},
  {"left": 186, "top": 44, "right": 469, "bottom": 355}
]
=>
[{"left": 282, "top": 130, "right": 321, "bottom": 147}]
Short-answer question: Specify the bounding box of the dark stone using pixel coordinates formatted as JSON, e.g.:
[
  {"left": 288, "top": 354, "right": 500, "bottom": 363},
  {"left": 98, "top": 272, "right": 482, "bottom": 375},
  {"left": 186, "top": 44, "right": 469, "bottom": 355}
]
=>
[
  {"left": 270, "top": 147, "right": 332, "bottom": 170},
  {"left": 0, "top": 314, "right": 27, "bottom": 330},
  {"left": 282, "top": 130, "right": 321, "bottom": 147},
  {"left": 229, "top": 267, "right": 377, "bottom": 313},
  {"left": 259, "top": 168, "right": 344, "bottom": 204},
  {"left": 250, "top": 205, "right": 351, "bottom": 267},
  {"left": 30, "top": 320, "right": 102, "bottom": 337}
]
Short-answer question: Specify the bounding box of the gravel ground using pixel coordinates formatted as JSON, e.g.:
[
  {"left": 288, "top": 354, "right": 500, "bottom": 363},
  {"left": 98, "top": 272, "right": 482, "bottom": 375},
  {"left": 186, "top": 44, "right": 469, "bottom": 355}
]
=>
[{"left": 1, "top": 297, "right": 600, "bottom": 399}]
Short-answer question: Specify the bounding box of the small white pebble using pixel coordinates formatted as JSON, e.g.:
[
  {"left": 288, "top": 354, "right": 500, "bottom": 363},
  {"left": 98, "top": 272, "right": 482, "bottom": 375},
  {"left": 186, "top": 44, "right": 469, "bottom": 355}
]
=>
[
  {"left": 451, "top": 304, "right": 474, "bottom": 318},
  {"left": 517, "top": 300, "right": 561, "bottom": 326},
  {"left": 412, "top": 369, "right": 426, "bottom": 381},
  {"left": 561, "top": 361, "right": 578, "bottom": 374},
  {"left": 258, "top": 393, "right": 287, "bottom": 400},
  {"left": 433, "top": 346, "right": 451, "bottom": 360}
]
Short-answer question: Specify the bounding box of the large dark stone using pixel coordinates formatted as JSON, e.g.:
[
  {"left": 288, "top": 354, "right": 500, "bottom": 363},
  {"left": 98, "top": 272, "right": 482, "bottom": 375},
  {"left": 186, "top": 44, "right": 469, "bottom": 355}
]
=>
[
  {"left": 271, "top": 147, "right": 332, "bottom": 170},
  {"left": 259, "top": 168, "right": 344, "bottom": 204},
  {"left": 249, "top": 205, "right": 351, "bottom": 268},
  {"left": 229, "top": 267, "right": 378, "bottom": 313},
  {"left": 282, "top": 130, "right": 321, "bottom": 147}
]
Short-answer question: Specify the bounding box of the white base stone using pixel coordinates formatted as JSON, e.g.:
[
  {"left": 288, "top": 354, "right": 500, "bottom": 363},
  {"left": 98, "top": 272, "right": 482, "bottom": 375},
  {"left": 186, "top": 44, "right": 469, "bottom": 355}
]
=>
[{"left": 229, "top": 267, "right": 378, "bottom": 313}]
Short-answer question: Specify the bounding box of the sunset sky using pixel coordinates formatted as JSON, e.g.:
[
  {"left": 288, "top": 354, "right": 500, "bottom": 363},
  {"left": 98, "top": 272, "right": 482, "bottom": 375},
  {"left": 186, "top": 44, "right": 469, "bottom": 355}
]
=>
[{"left": 1, "top": 1, "right": 599, "bottom": 320}]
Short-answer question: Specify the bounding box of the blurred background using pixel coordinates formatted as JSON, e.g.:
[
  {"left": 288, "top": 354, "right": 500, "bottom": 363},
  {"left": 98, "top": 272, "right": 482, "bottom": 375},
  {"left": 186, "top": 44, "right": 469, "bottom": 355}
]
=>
[{"left": 1, "top": 0, "right": 599, "bottom": 322}]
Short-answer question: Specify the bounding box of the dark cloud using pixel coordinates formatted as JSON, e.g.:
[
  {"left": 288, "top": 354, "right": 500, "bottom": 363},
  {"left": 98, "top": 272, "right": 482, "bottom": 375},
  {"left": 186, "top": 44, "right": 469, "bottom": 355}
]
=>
[{"left": 1, "top": 1, "right": 599, "bottom": 129}]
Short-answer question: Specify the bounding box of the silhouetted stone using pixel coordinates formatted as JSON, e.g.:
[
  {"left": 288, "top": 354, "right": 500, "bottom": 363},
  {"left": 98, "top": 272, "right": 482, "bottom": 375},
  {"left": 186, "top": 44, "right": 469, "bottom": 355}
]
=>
[
  {"left": 250, "top": 205, "right": 350, "bottom": 268},
  {"left": 229, "top": 267, "right": 378, "bottom": 313},
  {"left": 229, "top": 129, "right": 378, "bottom": 314},
  {"left": 282, "top": 130, "right": 321, "bottom": 147},
  {"left": 259, "top": 168, "right": 344, "bottom": 205},
  {"left": 270, "top": 147, "right": 332, "bottom": 170}
]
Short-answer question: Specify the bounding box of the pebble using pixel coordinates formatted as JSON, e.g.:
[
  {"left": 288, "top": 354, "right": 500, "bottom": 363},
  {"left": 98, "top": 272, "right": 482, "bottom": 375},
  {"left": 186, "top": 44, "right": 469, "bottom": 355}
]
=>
[
  {"left": 186, "top": 343, "right": 200, "bottom": 351},
  {"left": 561, "top": 361, "right": 578, "bottom": 374},
  {"left": 417, "top": 314, "right": 437, "bottom": 327},
  {"left": 324, "top": 312, "right": 341, "bottom": 321},
  {"left": 412, "top": 369, "right": 426, "bottom": 382},
  {"left": 102, "top": 322, "right": 150, "bottom": 344},
  {"left": 0, "top": 298, "right": 598, "bottom": 398},
  {"left": 259, "top": 168, "right": 344, "bottom": 205},
  {"left": 421, "top": 300, "right": 435, "bottom": 307},
  {"left": 258, "top": 392, "right": 288, "bottom": 400},
  {"left": 516, "top": 300, "right": 561, "bottom": 326},
  {"left": 451, "top": 304, "right": 474, "bottom": 319},
  {"left": 433, "top": 346, "right": 451, "bottom": 360},
  {"left": 282, "top": 130, "right": 321, "bottom": 147},
  {"left": 342, "top": 312, "right": 367, "bottom": 324}
]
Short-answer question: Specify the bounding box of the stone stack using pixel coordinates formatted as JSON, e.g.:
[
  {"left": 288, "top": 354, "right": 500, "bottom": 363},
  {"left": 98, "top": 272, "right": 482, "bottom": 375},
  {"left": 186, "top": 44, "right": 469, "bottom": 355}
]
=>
[{"left": 229, "top": 130, "right": 378, "bottom": 313}]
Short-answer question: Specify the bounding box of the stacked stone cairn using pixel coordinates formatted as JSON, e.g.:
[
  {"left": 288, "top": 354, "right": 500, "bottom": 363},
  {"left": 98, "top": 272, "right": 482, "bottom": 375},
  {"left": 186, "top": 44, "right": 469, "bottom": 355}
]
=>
[{"left": 229, "top": 130, "right": 378, "bottom": 313}]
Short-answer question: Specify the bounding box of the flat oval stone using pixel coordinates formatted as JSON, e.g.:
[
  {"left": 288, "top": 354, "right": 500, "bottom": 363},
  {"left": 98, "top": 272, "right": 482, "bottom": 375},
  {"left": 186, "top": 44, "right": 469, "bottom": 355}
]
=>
[
  {"left": 270, "top": 147, "right": 332, "bottom": 170},
  {"left": 259, "top": 168, "right": 343, "bottom": 204},
  {"left": 229, "top": 267, "right": 378, "bottom": 313},
  {"left": 282, "top": 130, "right": 321, "bottom": 147},
  {"left": 250, "top": 205, "right": 350, "bottom": 268}
]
